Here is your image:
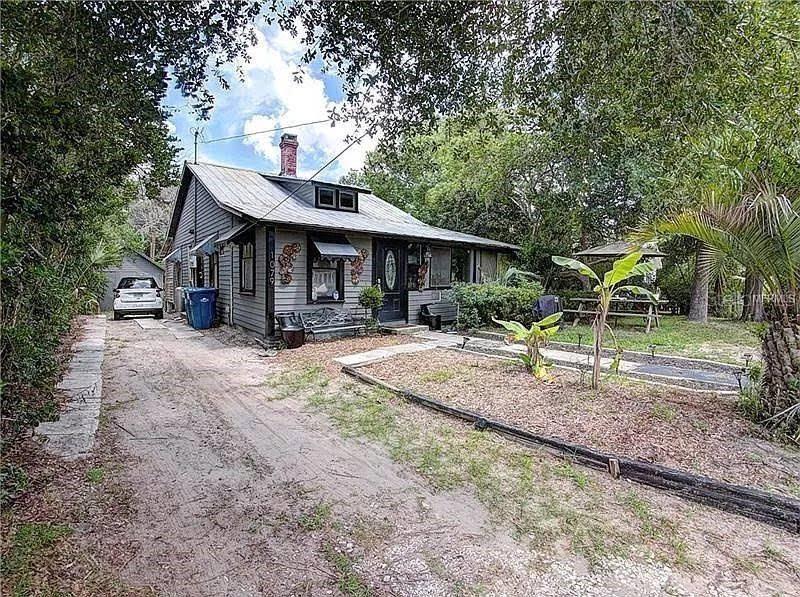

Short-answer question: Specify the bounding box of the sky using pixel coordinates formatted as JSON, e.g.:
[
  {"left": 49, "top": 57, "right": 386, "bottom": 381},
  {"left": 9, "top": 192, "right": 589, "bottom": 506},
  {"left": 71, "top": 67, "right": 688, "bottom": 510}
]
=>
[{"left": 164, "top": 19, "right": 376, "bottom": 182}]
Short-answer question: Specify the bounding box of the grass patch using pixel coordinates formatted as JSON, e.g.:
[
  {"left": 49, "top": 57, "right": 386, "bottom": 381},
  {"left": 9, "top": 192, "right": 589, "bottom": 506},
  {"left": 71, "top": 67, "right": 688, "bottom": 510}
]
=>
[
  {"left": 323, "top": 543, "right": 372, "bottom": 597},
  {"left": 0, "top": 462, "right": 29, "bottom": 506},
  {"left": 298, "top": 501, "right": 332, "bottom": 531},
  {"left": 307, "top": 382, "right": 631, "bottom": 565},
  {"left": 624, "top": 491, "right": 690, "bottom": 567},
  {"left": 5, "top": 522, "right": 73, "bottom": 596},
  {"left": 264, "top": 365, "right": 329, "bottom": 400},
  {"left": 420, "top": 368, "right": 458, "bottom": 383},
  {"left": 652, "top": 403, "right": 677, "bottom": 423},
  {"left": 86, "top": 467, "right": 105, "bottom": 483},
  {"left": 551, "top": 316, "right": 760, "bottom": 364},
  {"left": 554, "top": 462, "right": 590, "bottom": 489}
]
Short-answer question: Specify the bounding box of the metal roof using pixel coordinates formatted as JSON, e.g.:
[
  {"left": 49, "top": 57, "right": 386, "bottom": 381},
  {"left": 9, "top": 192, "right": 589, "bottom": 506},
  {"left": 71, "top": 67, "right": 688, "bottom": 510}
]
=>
[
  {"left": 575, "top": 241, "right": 665, "bottom": 258},
  {"left": 185, "top": 162, "right": 519, "bottom": 251}
]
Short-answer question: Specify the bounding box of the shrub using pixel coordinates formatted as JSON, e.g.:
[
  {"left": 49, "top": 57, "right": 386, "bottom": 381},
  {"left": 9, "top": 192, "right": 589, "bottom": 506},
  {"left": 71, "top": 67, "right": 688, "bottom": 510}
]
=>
[
  {"left": 358, "top": 285, "right": 384, "bottom": 313},
  {"left": 447, "top": 281, "right": 544, "bottom": 328}
]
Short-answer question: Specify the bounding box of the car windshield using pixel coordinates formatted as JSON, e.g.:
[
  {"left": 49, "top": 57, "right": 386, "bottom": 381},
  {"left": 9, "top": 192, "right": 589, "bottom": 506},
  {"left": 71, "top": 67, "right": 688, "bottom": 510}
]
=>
[{"left": 118, "top": 277, "right": 157, "bottom": 289}]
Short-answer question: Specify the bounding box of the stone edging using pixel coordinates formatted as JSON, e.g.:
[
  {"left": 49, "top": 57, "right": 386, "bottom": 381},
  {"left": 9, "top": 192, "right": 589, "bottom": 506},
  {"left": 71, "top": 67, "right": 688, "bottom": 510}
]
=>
[{"left": 35, "top": 315, "right": 107, "bottom": 459}]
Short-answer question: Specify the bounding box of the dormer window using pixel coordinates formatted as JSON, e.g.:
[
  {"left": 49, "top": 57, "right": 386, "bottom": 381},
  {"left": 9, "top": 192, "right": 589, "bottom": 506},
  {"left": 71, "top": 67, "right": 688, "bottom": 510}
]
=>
[
  {"left": 338, "top": 190, "right": 356, "bottom": 211},
  {"left": 317, "top": 187, "right": 336, "bottom": 208},
  {"left": 315, "top": 185, "right": 358, "bottom": 212}
]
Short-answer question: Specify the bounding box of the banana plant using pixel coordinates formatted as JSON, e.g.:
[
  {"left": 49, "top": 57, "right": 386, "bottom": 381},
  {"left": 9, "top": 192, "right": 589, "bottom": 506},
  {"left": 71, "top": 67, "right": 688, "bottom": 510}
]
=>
[
  {"left": 492, "top": 312, "right": 563, "bottom": 379},
  {"left": 552, "top": 251, "right": 658, "bottom": 389}
]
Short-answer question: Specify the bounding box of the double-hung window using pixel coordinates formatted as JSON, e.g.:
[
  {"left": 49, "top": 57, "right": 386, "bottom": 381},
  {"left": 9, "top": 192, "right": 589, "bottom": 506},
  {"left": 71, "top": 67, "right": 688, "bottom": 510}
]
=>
[{"left": 239, "top": 238, "right": 255, "bottom": 294}]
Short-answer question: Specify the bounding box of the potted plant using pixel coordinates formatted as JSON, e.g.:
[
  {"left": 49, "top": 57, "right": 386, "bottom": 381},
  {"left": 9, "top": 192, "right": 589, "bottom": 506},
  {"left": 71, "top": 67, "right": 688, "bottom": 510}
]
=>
[{"left": 358, "top": 285, "right": 384, "bottom": 332}]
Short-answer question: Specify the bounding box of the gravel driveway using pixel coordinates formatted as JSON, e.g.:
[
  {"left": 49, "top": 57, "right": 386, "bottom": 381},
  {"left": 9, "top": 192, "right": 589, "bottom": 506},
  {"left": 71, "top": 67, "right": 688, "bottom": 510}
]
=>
[{"left": 99, "top": 319, "right": 796, "bottom": 596}]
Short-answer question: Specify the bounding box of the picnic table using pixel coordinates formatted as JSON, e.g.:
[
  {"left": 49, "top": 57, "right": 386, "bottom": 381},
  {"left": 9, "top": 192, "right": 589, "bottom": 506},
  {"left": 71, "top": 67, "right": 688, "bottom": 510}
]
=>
[{"left": 564, "top": 296, "right": 668, "bottom": 333}]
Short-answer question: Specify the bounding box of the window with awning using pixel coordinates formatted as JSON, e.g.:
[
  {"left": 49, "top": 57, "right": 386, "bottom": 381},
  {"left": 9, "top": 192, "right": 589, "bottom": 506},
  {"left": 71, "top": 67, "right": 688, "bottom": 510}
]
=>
[
  {"left": 308, "top": 234, "right": 355, "bottom": 303},
  {"left": 311, "top": 238, "right": 359, "bottom": 260}
]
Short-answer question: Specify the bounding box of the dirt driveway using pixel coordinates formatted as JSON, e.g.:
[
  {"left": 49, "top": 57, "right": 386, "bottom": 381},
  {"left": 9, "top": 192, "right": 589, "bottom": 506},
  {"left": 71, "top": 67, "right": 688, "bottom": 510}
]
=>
[{"left": 97, "top": 319, "right": 799, "bottom": 596}]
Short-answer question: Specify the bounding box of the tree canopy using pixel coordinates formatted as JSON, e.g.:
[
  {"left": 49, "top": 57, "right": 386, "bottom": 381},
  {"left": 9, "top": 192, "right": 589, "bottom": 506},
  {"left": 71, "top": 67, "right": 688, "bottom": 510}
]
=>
[{"left": 1, "top": 0, "right": 261, "bottom": 430}]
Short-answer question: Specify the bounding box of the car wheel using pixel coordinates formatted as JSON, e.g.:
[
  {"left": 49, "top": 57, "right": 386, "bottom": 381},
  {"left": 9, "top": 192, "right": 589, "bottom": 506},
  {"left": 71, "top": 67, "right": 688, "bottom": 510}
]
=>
[
  {"left": 113, "top": 311, "right": 121, "bottom": 321},
  {"left": 154, "top": 309, "right": 163, "bottom": 319}
]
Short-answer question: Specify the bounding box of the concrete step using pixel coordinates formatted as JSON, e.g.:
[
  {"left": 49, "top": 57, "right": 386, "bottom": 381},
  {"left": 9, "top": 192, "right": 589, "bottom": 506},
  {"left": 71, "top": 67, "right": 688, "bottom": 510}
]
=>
[{"left": 380, "top": 324, "right": 429, "bottom": 335}]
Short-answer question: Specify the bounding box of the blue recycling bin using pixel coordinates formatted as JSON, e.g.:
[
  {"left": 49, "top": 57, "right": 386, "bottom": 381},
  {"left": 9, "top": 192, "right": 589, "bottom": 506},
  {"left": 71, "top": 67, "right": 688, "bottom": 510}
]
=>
[{"left": 184, "top": 287, "right": 217, "bottom": 330}]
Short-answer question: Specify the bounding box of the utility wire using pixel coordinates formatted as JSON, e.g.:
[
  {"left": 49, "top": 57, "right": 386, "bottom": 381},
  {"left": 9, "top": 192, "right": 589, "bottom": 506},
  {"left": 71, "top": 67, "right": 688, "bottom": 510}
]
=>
[
  {"left": 202, "top": 118, "right": 331, "bottom": 144},
  {"left": 257, "top": 128, "right": 372, "bottom": 221}
]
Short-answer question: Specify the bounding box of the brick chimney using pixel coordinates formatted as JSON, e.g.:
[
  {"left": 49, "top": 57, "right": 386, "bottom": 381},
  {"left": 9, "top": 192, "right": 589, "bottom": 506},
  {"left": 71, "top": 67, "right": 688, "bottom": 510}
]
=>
[{"left": 279, "top": 133, "right": 298, "bottom": 176}]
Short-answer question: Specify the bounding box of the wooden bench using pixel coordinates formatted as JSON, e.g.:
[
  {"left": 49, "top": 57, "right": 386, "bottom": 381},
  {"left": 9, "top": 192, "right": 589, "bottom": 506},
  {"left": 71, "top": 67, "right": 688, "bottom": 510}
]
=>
[
  {"left": 298, "top": 307, "right": 366, "bottom": 341},
  {"left": 420, "top": 301, "right": 458, "bottom": 330}
]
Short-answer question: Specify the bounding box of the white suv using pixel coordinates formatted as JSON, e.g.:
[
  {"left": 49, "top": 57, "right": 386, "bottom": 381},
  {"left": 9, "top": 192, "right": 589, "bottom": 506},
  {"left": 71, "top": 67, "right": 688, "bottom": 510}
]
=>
[{"left": 113, "top": 277, "right": 163, "bottom": 320}]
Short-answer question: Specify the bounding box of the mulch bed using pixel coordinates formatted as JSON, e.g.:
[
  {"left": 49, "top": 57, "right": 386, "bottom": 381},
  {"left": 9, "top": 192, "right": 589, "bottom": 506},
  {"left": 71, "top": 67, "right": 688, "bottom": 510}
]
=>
[
  {"left": 361, "top": 349, "right": 800, "bottom": 498},
  {"left": 276, "top": 333, "right": 419, "bottom": 376}
]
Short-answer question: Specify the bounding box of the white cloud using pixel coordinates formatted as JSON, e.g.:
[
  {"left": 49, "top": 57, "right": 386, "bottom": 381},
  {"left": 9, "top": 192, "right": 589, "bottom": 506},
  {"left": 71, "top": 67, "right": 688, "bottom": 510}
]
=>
[{"left": 237, "top": 26, "right": 377, "bottom": 180}]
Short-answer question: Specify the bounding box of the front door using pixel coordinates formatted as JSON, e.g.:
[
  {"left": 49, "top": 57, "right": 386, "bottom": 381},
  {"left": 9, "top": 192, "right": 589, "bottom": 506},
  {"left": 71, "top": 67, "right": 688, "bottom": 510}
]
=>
[{"left": 374, "top": 240, "right": 406, "bottom": 322}]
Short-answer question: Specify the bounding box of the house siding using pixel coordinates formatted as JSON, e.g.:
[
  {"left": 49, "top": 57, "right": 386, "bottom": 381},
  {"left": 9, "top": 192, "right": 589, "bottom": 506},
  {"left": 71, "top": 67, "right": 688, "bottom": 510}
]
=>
[
  {"left": 273, "top": 229, "right": 374, "bottom": 322},
  {"left": 230, "top": 225, "right": 267, "bottom": 336},
  {"left": 169, "top": 177, "right": 242, "bottom": 321}
]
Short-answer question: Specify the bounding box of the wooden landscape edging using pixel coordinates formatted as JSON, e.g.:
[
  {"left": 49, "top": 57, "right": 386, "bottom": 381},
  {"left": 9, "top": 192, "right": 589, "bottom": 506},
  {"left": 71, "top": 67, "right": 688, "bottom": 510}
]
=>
[{"left": 342, "top": 364, "right": 800, "bottom": 534}]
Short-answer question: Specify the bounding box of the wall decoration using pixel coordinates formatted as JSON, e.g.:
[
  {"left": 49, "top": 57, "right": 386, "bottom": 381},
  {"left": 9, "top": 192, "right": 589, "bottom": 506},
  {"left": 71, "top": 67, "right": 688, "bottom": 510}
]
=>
[
  {"left": 349, "top": 248, "right": 369, "bottom": 285},
  {"left": 417, "top": 261, "right": 429, "bottom": 291},
  {"left": 278, "top": 243, "right": 301, "bottom": 284}
]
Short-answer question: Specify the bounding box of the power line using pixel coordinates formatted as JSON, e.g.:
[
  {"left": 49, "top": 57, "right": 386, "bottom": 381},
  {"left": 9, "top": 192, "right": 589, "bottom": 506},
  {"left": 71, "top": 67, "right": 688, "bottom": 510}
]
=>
[{"left": 201, "top": 118, "right": 331, "bottom": 144}]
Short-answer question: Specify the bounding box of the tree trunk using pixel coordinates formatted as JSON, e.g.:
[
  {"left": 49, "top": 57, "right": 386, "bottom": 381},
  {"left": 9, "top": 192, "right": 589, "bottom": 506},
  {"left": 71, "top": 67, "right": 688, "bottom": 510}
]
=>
[
  {"left": 760, "top": 318, "right": 800, "bottom": 437},
  {"left": 687, "top": 244, "right": 710, "bottom": 322},
  {"left": 741, "top": 272, "right": 766, "bottom": 322},
  {"left": 591, "top": 311, "right": 606, "bottom": 389}
]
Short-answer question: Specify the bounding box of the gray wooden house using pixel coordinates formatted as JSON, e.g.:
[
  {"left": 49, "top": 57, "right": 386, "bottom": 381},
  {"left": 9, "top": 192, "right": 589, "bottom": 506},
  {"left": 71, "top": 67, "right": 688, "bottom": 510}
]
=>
[{"left": 164, "top": 133, "right": 518, "bottom": 338}]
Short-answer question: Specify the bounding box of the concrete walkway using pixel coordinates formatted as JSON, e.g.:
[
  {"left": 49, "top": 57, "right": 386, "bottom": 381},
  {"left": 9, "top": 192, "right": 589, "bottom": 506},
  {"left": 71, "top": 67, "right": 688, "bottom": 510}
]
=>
[
  {"left": 346, "top": 330, "right": 742, "bottom": 392},
  {"left": 334, "top": 334, "right": 460, "bottom": 367},
  {"left": 136, "top": 316, "right": 203, "bottom": 338},
  {"left": 36, "top": 315, "right": 107, "bottom": 459}
]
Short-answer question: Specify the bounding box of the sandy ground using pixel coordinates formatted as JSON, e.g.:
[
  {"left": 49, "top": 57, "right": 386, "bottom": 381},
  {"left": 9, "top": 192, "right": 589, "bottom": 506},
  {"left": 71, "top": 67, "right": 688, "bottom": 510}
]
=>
[
  {"left": 361, "top": 349, "right": 800, "bottom": 496},
  {"left": 77, "top": 319, "right": 800, "bottom": 596}
]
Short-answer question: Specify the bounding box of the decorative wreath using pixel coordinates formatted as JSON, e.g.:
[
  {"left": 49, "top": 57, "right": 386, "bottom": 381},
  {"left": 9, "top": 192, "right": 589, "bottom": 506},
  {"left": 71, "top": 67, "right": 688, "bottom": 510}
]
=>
[
  {"left": 278, "top": 243, "right": 301, "bottom": 284},
  {"left": 349, "top": 248, "right": 369, "bottom": 285},
  {"left": 417, "top": 261, "right": 429, "bottom": 291}
]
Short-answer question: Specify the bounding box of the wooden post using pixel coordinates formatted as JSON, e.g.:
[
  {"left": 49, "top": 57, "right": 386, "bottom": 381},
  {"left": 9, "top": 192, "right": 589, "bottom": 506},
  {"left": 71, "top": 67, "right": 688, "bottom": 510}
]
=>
[
  {"left": 608, "top": 458, "right": 620, "bottom": 479},
  {"left": 573, "top": 301, "right": 583, "bottom": 328}
]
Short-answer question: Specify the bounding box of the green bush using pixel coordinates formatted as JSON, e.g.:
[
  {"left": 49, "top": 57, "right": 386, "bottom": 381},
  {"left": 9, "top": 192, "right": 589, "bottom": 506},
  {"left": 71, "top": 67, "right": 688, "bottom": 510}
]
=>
[
  {"left": 447, "top": 281, "right": 544, "bottom": 328},
  {"left": 358, "top": 285, "right": 384, "bottom": 312}
]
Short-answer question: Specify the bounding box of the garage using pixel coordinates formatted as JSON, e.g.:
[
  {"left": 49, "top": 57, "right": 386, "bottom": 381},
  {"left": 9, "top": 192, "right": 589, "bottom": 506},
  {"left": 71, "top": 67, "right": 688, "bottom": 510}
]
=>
[{"left": 100, "top": 251, "right": 165, "bottom": 311}]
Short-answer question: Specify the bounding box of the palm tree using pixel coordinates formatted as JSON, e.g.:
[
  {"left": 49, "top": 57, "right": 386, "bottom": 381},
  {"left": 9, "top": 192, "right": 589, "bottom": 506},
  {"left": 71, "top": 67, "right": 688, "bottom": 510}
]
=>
[{"left": 643, "top": 180, "right": 800, "bottom": 438}]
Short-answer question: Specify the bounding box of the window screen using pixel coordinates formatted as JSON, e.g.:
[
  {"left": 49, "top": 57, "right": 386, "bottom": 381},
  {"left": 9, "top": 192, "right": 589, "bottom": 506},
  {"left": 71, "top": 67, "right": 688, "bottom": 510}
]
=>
[
  {"left": 317, "top": 187, "right": 335, "bottom": 207},
  {"left": 429, "top": 247, "right": 452, "bottom": 288},
  {"left": 240, "top": 241, "right": 255, "bottom": 293},
  {"left": 338, "top": 190, "right": 356, "bottom": 210}
]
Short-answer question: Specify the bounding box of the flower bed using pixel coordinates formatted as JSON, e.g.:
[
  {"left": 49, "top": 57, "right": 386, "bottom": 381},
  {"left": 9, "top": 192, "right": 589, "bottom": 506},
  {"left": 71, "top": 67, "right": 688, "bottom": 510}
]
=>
[{"left": 360, "top": 349, "right": 800, "bottom": 498}]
